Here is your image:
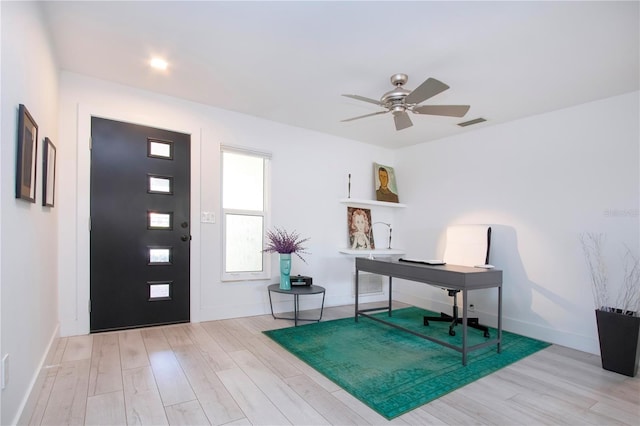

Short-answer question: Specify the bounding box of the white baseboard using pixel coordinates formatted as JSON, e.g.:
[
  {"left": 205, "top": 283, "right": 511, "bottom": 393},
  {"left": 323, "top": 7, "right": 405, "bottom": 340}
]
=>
[{"left": 15, "top": 323, "right": 60, "bottom": 426}]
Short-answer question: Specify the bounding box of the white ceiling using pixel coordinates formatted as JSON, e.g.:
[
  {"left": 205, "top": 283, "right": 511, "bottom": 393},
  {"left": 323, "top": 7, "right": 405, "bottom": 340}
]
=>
[{"left": 39, "top": 1, "right": 639, "bottom": 148}]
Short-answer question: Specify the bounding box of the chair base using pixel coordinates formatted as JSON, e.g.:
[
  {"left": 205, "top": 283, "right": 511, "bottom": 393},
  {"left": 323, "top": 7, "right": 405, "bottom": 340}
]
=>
[{"left": 424, "top": 312, "right": 490, "bottom": 338}]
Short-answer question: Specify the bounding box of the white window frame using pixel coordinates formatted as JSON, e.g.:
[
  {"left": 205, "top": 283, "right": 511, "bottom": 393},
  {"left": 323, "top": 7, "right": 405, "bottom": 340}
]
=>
[{"left": 221, "top": 145, "right": 271, "bottom": 282}]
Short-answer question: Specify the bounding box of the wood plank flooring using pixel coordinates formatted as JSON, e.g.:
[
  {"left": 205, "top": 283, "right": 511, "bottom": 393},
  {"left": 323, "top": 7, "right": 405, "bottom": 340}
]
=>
[{"left": 26, "top": 303, "right": 640, "bottom": 425}]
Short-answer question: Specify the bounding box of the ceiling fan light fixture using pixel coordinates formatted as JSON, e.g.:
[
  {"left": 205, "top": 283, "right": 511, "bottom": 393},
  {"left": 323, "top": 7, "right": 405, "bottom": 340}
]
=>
[
  {"left": 381, "top": 87, "right": 410, "bottom": 105},
  {"left": 341, "top": 74, "right": 471, "bottom": 131}
]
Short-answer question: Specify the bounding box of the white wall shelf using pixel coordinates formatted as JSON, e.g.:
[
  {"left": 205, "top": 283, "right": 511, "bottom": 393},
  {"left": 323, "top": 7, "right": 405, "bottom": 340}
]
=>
[
  {"left": 339, "top": 198, "right": 407, "bottom": 208},
  {"left": 340, "top": 198, "right": 406, "bottom": 256},
  {"left": 339, "top": 248, "right": 405, "bottom": 256}
]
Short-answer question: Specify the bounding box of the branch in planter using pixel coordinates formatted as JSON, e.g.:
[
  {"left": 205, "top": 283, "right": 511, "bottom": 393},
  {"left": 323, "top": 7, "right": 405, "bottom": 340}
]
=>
[
  {"left": 580, "top": 233, "right": 640, "bottom": 315},
  {"left": 617, "top": 247, "right": 640, "bottom": 314},
  {"left": 580, "top": 233, "right": 609, "bottom": 310}
]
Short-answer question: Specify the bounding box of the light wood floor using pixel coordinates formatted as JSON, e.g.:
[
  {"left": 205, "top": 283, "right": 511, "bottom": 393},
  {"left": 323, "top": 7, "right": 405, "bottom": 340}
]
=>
[{"left": 26, "top": 303, "right": 639, "bottom": 425}]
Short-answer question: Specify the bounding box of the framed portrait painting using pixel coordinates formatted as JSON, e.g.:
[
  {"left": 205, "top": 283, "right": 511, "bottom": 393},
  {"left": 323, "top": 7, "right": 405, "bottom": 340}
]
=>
[
  {"left": 347, "top": 207, "right": 375, "bottom": 249},
  {"left": 373, "top": 162, "right": 399, "bottom": 203},
  {"left": 16, "top": 104, "right": 38, "bottom": 203},
  {"left": 42, "top": 137, "right": 56, "bottom": 207}
]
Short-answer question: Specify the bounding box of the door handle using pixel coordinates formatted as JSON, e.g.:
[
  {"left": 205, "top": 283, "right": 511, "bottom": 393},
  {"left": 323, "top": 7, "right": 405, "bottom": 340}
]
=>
[{"left": 181, "top": 235, "right": 191, "bottom": 242}]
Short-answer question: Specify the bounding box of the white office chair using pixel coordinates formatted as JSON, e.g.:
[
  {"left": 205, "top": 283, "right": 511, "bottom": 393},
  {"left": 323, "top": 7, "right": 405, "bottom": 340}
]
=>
[{"left": 423, "top": 225, "right": 492, "bottom": 338}]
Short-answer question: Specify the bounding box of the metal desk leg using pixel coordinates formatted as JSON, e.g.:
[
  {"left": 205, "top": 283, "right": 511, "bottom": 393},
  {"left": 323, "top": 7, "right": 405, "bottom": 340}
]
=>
[
  {"left": 355, "top": 268, "right": 359, "bottom": 322},
  {"left": 294, "top": 294, "right": 299, "bottom": 327},
  {"left": 497, "top": 285, "right": 502, "bottom": 353},
  {"left": 388, "top": 276, "right": 393, "bottom": 317},
  {"left": 462, "top": 289, "right": 468, "bottom": 366}
]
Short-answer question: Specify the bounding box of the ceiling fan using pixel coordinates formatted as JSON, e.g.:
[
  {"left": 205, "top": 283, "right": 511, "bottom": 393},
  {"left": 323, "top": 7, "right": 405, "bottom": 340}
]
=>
[{"left": 341, "top": 73, "right": 470, "bottom": 131}]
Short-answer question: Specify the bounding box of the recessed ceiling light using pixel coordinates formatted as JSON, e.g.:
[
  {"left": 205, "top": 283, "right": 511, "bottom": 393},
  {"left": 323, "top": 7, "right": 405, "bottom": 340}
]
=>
[{"left": 150, "top": 58, "right": 168, "bottom": 71}]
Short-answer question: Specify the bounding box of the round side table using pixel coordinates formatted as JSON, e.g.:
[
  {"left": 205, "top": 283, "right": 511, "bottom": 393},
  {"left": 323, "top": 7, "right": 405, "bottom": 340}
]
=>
[{"left": 267, "top": 284, "right": 326, "bottom": 326}]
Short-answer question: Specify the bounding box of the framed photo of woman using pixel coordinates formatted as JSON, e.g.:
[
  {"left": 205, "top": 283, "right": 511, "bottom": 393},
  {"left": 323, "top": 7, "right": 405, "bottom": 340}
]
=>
[{"left": 347, "top": 207, "right": 375, "bottom": 249}]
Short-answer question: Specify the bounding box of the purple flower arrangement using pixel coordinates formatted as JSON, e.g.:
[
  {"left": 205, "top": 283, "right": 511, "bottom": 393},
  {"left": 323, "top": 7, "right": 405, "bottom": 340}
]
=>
[{"left": 264, "top": 227, "right": 310, "bottom": 262}]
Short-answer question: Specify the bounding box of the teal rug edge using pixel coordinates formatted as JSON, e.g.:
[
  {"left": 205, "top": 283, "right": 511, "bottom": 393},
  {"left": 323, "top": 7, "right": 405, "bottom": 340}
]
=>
[{"left": 263, "top": 306, "right": 550, "bottom": 420}]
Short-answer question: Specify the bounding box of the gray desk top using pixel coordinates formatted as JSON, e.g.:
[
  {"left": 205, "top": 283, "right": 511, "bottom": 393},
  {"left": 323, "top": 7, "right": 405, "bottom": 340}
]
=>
[{"left": 355, "top": 257, "right": 502, "bottom": 290}]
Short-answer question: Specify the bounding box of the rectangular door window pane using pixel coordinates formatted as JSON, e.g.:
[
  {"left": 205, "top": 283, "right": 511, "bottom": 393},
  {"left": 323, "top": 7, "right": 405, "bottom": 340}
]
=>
[
  {"left": 222, "top": 152, "right": 264, "bottom": 211},
  {"left": 148, "top": 175, "right": 173, "bottom": 194},
  {"left": 148, "top": 212, "right": 172, "bottom": 229},
  {"left": 148, "top": 281, "right": 171, "bottom": 301},
  {"left": 149, "top": 247, "right": 172, "bottom": 264},
  {"left": 148, "top": 139, "right": 173, "bottom": 159},
  {"left": 225, "top": 214, "right": 263, "bottom": 273}
]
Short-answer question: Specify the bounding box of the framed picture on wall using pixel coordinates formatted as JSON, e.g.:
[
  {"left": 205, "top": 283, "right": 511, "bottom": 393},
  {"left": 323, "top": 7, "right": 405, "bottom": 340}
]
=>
[
  {"left": 347, "top": 207, "right": 375, "bottom": 249},
  {"left": 42, "top": 137, "right": 56, "bottom": 207},
  {"left": 373, "top": 162, "right": 399, "bottom": 203},
  {"left": 16, "top": 104, "right": 38, "bottom": 203}
]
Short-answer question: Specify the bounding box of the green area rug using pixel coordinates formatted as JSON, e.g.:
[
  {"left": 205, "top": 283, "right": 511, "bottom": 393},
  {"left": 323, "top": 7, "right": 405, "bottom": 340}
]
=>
[{"left": 264, "top": 306, "right": 550, "bottom": 419}]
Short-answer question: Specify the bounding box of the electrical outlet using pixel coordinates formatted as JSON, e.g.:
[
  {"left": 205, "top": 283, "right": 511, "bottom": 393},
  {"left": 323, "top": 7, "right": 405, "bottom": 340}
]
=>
[
  {"left": 1, "top": 353, "right": 8, "bottom": 389},
  {"left": 469, "top": 304, "right": 475, "bottom": 312}
]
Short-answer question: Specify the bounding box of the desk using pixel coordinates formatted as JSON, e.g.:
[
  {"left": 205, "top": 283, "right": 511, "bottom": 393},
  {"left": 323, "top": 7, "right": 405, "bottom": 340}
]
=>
[
  {"left": 268, "top": 284, "right": 326, "bottom": 326},
  {"left": 355, "top": 257, "right": 502, "bottom": 365}
]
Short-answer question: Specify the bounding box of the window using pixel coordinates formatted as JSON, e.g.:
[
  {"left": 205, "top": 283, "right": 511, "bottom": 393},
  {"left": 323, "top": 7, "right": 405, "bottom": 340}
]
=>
[{"left": 221, "top": 147, "right": 270, "bottom": 281}]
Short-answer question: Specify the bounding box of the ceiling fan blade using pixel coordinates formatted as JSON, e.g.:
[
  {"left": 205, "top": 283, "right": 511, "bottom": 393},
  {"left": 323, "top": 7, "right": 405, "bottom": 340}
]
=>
[
  {"left": 413, "top": 105, "right": 470, "bottom": 117},
  {"left": 341, "top": 110, "right": 389, "bottom": 122},
  {"left": 342, "top": 94, "right": 384, "bottom": 106},
  {"left": 393, "top": 111, "right": 413, "bottom": 130},
  {"left": 405, "top": 78, "right": 450, "bottom": 105}
]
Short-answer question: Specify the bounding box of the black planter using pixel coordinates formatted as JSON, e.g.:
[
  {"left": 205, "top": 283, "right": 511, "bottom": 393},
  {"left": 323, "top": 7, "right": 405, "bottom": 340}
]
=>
[{"left": 595, "top": 308, "right": 640, "bottom": 377}]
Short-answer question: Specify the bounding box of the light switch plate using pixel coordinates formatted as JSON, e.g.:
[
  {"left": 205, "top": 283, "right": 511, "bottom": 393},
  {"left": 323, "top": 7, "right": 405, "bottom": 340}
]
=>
[{"left": 200, "top": 211, "right": 216, "bottom": 224}]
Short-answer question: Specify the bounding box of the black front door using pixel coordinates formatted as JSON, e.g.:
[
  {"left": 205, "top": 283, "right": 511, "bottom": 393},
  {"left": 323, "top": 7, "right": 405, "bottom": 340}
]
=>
[{"left": 90, "top": 117, "right": 191, "bottom": 332}]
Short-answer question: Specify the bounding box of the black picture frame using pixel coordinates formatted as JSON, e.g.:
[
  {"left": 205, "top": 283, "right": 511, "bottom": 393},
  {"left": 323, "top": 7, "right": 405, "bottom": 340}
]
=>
[
  {"left": 16, "top": 104, "right": 38, "bottom": 202},
  {"left": 42, "top": 137, "right": 56, "bottom": 207}
]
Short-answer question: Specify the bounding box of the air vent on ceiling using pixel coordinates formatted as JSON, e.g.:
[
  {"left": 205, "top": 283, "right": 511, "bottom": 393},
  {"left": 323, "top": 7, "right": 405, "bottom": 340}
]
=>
[{"left": 457, "top": 117, "right": 487, "bottom": 127}]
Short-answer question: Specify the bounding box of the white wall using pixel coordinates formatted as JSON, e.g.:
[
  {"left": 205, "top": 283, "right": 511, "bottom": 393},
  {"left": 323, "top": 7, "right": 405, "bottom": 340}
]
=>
[
  {"left": 0, "top": 2, "right": 60, "bottom": 424},
  {"left": 393, "top": 92, "right": 639, "bottom": 354},
  {"left": 57, "top": 75, "right": 639, "bottom": 355},
  {"left": 57, "top": 72, "right": 399, "bottom": 336},
  {"left": 2, "top": 5, "right": 637, "bottom": 421}
]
